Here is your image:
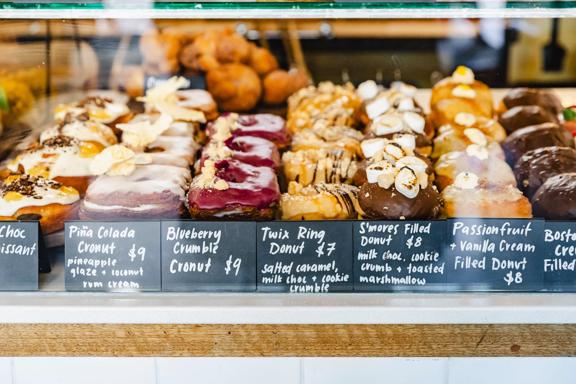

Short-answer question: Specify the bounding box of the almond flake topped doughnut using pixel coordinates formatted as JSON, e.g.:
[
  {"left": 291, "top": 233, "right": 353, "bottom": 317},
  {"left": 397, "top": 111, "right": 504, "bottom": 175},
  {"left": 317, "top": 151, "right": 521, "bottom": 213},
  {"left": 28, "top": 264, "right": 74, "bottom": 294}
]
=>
[{"left": 138, "top": 76, "right": 206, "bottom": 123}]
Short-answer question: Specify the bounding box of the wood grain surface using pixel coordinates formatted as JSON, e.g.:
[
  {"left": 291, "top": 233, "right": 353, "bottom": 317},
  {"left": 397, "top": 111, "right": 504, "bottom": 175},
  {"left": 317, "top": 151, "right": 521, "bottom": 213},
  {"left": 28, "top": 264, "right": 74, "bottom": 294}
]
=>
[{"left": 0, "top": 324, "right": 574, "bottom": 357}]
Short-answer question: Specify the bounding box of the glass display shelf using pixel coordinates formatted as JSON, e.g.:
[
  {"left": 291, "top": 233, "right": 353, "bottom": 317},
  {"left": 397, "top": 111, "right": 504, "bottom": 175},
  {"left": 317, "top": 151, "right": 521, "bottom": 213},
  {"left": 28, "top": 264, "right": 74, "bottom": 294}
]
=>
[{"left": 1, "top": 1, "right": 576, "bottom": 19}]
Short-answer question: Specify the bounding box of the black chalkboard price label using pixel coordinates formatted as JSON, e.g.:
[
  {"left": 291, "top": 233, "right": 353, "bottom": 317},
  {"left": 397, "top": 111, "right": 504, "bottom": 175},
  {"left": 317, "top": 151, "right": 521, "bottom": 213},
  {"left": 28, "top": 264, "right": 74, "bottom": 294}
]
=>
[
  {"left": 257, "top": 221, "right": 353, "bottom": 293},
  {"left": 444, "top": 218, "right": 544, "bottom": 291},
  {"left": 353, "top": 221, "right": 446, "bottom": 291},
  {"left": 64, "top": 221, "right": 161, "bottom": 292},
  {"left": 0, "top": 222, "right": 39, "bottom": 291},
  {"left": 161, "top": 221, "right": 256, "bottom": 292},
  {"left": 542, "top": 221, "right": 576, "bottom": 291}
]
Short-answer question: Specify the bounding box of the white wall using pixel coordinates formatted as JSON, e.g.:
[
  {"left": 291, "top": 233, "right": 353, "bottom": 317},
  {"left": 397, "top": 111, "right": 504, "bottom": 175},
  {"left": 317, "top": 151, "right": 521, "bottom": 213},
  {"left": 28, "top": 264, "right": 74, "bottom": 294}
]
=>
[{"left": 1, "top": 357, "right": 576, "bottom": 384}]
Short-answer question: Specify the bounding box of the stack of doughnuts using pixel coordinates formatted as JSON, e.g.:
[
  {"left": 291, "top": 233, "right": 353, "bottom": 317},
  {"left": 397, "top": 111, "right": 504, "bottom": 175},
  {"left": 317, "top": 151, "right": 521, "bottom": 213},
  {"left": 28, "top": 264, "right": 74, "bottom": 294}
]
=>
[
  {"left": 187, "top": 113, "right": 283, "bottom": 220},
  {"left": 352, "top": 80, "right": 441, "bottom": 220},
  {"left": 496, "top": 88, "right": 576, "bottom": 220},
  {"left": 280, "top": 82, "right": 364, "bottom": 220},
  {"left": 429, "top": 66, "right": 532, "bottom": 218}
]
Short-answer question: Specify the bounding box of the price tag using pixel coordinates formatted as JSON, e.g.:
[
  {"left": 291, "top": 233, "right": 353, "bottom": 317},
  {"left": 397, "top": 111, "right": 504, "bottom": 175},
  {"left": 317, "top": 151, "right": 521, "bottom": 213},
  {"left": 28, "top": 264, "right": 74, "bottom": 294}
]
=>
[
  {"left": 0, "top": 222, "right": 39, "bottom": 291},
  {"left": 64, "top": 221, "right": 161, "bottom": 292},
  {"left": 257, "top": 221, "right": 353, "bottom": 293},
  {"left": 353, "top": 221, "right": 446, "bottom": 291},
  {"left": 444, "top": 218, "right": 544, "bottom": 291},
  {"left": 161, "top": 221, "right": 256, "bottom": 292},
  {"left": 542, "top": 221, "right": 576, "bottom": 291}
]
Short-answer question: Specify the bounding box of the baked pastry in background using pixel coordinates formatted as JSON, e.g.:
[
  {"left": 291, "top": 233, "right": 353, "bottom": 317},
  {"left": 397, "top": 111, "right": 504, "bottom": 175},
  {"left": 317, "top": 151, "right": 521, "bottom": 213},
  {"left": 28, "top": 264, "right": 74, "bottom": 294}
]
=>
[
  {"left": 442, "top": 172, "right": 532, "bottom": 218},
  {"left": 358, "top": 158, "right": 442, "bottom": 219},
  {"left": 282, "top": 148, "right": 358, "bottom": 186},
  {"left": 263, "top": 68, "right": 310, "bottom": 106},
  {"left": 498, "top": 88, "right": 563, "bottom": 117},
  {"left": 140, "top": 29, "right": 182, "bottom": 75},
  {"left": 280, "top": 182, "right": 361, "bottom": 220},
  {"left": 287, "top": 82, "right": 362, "bottom": 133},
  {"left": 248, "top": 45, "right": 279, "bottom": 76},
  {"left": 532, "top": 173, "right": 576, "bottom": 219},
  {"left": 206, "top": 63, "right": 262, "bottom": 112},
  {"left": 80, "top": 164, "right": 191, "bottom": 220},
  {"left": 0, "top": 174, "right": 79, "bottom": 234},
  {"left": 502, "top": 122, "right": 573, "bottom": 166},
  {"left": 187, "top": 159, "right": 280, "bottom": 220},
  {"left": 514, "top": 146, "right": 576, "bottom": 198},
  {"left": 430, "top": 66, "right": 494, "bottom": 127},
  {"left": 498, "top": 105, "right": 559, "bottom": 134}
]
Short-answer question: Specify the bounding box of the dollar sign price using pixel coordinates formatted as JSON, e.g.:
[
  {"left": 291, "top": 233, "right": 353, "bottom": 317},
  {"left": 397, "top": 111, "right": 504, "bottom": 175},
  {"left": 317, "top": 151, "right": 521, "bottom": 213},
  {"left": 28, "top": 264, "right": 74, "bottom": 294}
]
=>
[
  {"left": 225, "top": 255, "right": 242, "bottom": 276},
  {"left": 128, "top": 244, "right": 146, "bottom": 262},
  {"left": 504, "top": 271, "right": 523, "bottom": 286},
  {"left": 406, "top": 236, "right": 422, "bottom": 249}
]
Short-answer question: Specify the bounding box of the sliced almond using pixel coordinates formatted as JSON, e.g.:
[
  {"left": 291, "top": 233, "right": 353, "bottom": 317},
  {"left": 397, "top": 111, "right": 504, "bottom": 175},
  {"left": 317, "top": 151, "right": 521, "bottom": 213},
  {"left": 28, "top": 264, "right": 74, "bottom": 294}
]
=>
[
  {"left": 464, "top": 128, "right": 488, "bottom": 146},
  {"left": 454, "top": 112, "right": 476, "bottom": 127}
]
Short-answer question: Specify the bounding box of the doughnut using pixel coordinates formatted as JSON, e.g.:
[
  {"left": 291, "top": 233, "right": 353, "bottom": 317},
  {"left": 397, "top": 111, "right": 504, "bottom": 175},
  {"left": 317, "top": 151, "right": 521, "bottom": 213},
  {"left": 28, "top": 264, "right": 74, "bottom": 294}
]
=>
[
  {"left": 502, "top": 122, "right": 573, "bottom": 166},
  {"left": 41, "top": 119, "right": 118, "bottom": 148},
  {"left": 145, "top": 136, "right": 198, "bottom": 168},
  {"left": 499, "top": 105, "right": 558, "bottom": 134},
  {"left": 442, "top": 172, "right": 532, "bottom": 218},
  {"left": 187, "top": 159, "right": 280, "bottom": 220},
  {"left": 79, "top": 164, "right": 191, "bottom": 220},
  {"left": 280, "top": 182, "right": 361, "bottom": 220},
  {"left": 448, "top": 112, "right": 506, "bottom": 142},
  {"left": 532, "top": 173, "right": 576, "bottom": 220},
  {"left": 291, "top": 124, "right": 363, "bottom": 156},
  {"left": 434, "top": 148, "right": 516, "bottom": 191},
  {"left": 175, "top": 89, "right": 218, "bottom": 121},
  {"left": 54, "top": 96, "right": 132, "bottom": 127},
  {"left": 287, "top": 82, "right": 362, "bottom": 133},
  {"left": 514, "top": 147, "right": 576, "bottom": 198},
  {"left": 201, "top": 135, "right": 280, "bottom": 169},
  {"left": 282, "top": 149, "right": 358, "bottom": 186},
  {"left": 0, "top": 174, "right": 80, "bottom": 234},
  {"left": 357, "top": 158, "right": 442, "bottom": 219},
  {"left": 430, "top": 66, "right": 494, "bottom": 127},
  {"left": 207, "top": 113, "right": 289, "bottom": 148},
  {"left": 432, "top": 126, "right": 504, "bottom": 160},
  {"left": 498, "top": 88, "right": 563, "bottom": 116}
]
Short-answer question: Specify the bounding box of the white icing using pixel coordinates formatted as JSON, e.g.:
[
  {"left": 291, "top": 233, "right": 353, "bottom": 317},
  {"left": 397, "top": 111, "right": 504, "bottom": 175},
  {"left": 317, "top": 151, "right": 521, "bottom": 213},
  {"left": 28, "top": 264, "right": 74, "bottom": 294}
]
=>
[
  {"left": 452, "top": 85, "right": 476, "bottom": 99},
  {"left": 82, "top": 201, "right": 160, "bottom": 212},
  {"left": 86, "top": 164, "right": 191, "bottom": 200},
  {"left": 50, "top": 153, "right": 95, "bottom": 177},
  {"left": 454, "top": 112, "right": 477, "bottom": 127},
  {"left": 466, "top": 144, "right": 489, "bottom": 160},
  {"left": 41, "top": 121, "right": 117, "bottom": 147},
  {"left": 451, "top": 66, "right": 475, "bottom": 84},
  {"left": 0, "top": 180, "right": 79, "bottom": 216},
  {"left": 454, "top": 171, "right": 479, "bottom": 189},
  {"left": 176, "top": 89, "right": 216, "bottom": 109},
  {"left": 54, "top": 98, "right": 129, "bottom": 124}
]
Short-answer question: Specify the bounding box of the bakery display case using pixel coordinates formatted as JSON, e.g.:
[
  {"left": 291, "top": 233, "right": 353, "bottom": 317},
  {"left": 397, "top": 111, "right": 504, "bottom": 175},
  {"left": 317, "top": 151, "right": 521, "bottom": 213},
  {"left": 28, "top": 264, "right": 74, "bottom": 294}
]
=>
[{"left": 0, "top": 1, "right": 576, "bottom": 357}]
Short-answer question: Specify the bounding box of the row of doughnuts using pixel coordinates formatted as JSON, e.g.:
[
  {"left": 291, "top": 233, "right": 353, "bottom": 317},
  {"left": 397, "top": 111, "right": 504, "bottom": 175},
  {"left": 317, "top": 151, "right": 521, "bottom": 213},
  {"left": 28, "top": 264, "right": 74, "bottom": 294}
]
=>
[
  {"left": 0, "top": 77, "right": 214, "bottom": 233},
  {"left": 187, "top": 113, "right": 286, "bottom": 220}
]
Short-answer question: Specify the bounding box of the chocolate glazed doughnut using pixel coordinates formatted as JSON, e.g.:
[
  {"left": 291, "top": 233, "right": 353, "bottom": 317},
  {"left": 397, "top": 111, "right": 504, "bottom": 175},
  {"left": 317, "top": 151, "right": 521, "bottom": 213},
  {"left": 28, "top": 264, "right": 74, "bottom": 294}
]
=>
[
  {"left": 499, "top": 105, "right": 559, "bottom": 134},
  {"left": 532, "top": 173, "right": 576, "bottom": 219},
  {"left": 500, "top": 88, "right": 563, "bottom": 116},
  {"left": 514, "top": 147, "right": 576, "bottom": 198},
  {"left": 358, "top": 183, "right": 442, "bottom": 220},
  {"left": 501, "top": 122, "right": 573, "bottom": 166}
]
